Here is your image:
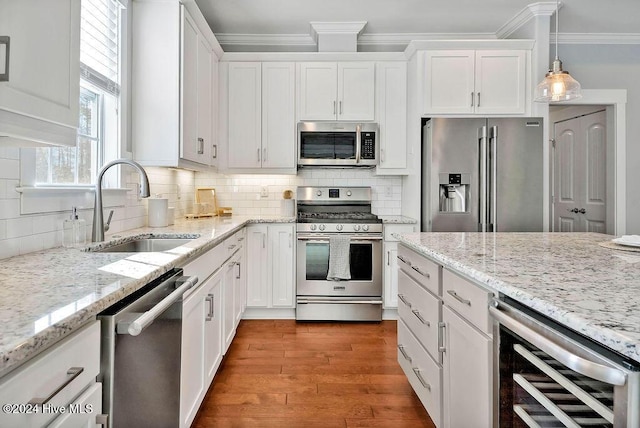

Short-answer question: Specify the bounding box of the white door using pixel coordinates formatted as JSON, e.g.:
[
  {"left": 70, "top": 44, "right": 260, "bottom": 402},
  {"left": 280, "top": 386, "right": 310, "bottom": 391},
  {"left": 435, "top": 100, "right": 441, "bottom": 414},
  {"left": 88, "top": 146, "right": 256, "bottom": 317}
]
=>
[
  {"left": 270, "top": 225, "right": 295, "bottom": 307},
  {"left": 376, "top": 62, "right": 407, "bottom": 171},
  {"left": 297, "top": 62, "right": 337, "bottom": 120},
  {"left": 422, "top": 50, "right": 475, "bottom": 115},
  {"left": 180, "top": 10, "right": 200, "bottom": 163},
  {"left": 475, "top": 50, "right": 526, "bottom": 115},
  {"left": 554, "top": 111, "right": 607, "bottom": 232},
  {"left": 195, "top": 35, "right": 213, "bottom": 165},
  {"left": 228, "top": 62, "right": 262, "bottom": 168},
  {"left": 261, "top": 62, "right": 296, "bottom": 169},
  {"left": 442, "top": 306, "right": 492, "bottom": 428},
  {"left": 338, "top": 62, "right": 375, "bottom": 121},
  {"left": 222, "top": 259, "right": 236, "bottom": 351},
  {"left": 203, "top": 270, "right": 223, "bottom": 383},
  {"left": 246, "top": 226, "right": 269, "bottom": 307}
]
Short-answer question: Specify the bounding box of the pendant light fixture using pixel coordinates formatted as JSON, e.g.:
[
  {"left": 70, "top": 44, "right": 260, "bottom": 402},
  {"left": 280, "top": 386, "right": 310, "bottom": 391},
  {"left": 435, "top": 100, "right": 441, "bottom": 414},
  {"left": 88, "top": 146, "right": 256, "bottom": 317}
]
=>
[{"left": 534, "top": 0, "right": 581, "bottom": 102}]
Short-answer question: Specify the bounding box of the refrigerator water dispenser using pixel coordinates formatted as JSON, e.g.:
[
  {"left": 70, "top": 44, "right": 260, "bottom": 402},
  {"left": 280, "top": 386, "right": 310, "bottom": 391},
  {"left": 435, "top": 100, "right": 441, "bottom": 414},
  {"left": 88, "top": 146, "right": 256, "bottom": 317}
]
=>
[{"left": 439, "top": 173, "right": 470, "bottom": 213}]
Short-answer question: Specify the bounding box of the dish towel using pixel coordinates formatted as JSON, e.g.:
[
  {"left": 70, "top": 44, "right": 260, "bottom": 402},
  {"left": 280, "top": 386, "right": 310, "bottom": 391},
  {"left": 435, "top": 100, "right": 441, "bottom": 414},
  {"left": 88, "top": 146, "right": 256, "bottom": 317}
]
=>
[{"left": 327, "top": 235, "right": 351, "bottom": 281}]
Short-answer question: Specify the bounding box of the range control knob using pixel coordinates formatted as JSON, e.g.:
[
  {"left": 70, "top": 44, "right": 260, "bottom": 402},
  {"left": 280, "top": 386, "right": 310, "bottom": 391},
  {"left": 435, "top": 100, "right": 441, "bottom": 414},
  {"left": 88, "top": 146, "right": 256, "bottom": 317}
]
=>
[
  {"left": 353, "top": 225, "right": 361, "bottom": 231},
  {"left": 346, "top": 190, "right": 352, "bottom": 197},
  {"left": 316, "top": 190, "right": 322, "bottom": 197},
  {"left": 362, "top": 225, "right": 370, "bottom": 231},
  {"left": 319, "top": 224, "right": 326, "bottom": 231},
  {"left": 336, "top": 224, "right": 343, "bottom": 231},
  {"left": 310, "top": 224, "right": 317, "bottom": 231}
]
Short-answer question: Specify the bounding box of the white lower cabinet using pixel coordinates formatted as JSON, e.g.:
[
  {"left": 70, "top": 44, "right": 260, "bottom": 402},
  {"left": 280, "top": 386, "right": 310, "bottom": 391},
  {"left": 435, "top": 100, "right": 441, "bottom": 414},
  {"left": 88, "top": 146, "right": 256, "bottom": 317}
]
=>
[
  {"left": 397, "top": 245, "right": 494, "bottom": 428},
  {"left": 0, "top": 321, "right": 102, "bottom": 428},
  {"left": 246, "top": 224, "right": 295, "bottom": 309},
  {"left": 180, "top": 229, "right": 244, "bottom": 428},
  {"left": 383, "top": 224, "right": 416, "bottom": 309},
  {"left": 442, "top": 305, "right": 492, "bottom": 428}
]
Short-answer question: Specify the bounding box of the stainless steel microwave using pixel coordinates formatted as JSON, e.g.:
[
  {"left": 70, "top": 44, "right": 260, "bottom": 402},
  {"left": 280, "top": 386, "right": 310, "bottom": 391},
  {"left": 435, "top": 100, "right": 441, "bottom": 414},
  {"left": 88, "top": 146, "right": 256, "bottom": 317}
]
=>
[{"left": 298, "top": 122, "right": 378, "bottom": 167}]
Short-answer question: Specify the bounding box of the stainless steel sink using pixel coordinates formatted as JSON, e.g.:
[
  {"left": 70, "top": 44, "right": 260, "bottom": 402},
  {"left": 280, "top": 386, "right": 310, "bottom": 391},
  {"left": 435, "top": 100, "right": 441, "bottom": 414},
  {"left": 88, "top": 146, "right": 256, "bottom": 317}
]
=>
[{"left": 91, "top": 238, "right": 194, "bottom": 253}]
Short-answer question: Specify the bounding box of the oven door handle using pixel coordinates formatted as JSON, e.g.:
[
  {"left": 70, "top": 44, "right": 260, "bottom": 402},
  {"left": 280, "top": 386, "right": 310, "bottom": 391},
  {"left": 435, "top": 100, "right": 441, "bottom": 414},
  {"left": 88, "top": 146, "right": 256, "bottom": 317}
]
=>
[
  {"left": 489, "top": 303, "right": 627, "bottom": 386},
  {"left": 297, "top": 235, "right": 383, "bottom": 241},
  {"left": 298, "top": 298, "right": 383, "bottom": 305}
]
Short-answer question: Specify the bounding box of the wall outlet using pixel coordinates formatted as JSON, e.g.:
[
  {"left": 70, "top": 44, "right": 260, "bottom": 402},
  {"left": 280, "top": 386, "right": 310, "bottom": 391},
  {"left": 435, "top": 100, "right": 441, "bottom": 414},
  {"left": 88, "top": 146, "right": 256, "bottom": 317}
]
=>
[
  {"left": 260, "top": 186, "right": 269, "bottom": 198},
  {"left": 176, "top": 184, "right": 181, "bottom": 200},
  {"left": 385, "top": 186, "right": 393, "bottom": 198}
]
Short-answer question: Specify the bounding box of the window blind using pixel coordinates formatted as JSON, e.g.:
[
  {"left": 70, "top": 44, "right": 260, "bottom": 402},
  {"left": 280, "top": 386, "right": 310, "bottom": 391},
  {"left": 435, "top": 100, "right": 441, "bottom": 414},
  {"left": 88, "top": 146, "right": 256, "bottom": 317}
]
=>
[{"left": 80, "top": 0, "right": 121, "bottom": 96}]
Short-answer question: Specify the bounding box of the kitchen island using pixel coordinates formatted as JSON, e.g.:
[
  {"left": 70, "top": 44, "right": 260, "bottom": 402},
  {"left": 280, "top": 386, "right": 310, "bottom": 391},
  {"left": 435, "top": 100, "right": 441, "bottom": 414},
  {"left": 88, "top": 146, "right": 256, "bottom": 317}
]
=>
[
  {"left": 0, "top": 216, "right": 294, "bottom": 377},
  {"left": 396, "top": 232, "right": 640, "bottom": 363}
]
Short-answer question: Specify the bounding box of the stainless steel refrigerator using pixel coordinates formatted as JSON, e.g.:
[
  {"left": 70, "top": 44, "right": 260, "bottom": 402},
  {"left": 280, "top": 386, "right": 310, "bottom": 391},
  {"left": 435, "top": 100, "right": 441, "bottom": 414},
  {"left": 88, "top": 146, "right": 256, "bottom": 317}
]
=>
[{"left": 421, "top": 118, "right": 544, "bottom": 232}]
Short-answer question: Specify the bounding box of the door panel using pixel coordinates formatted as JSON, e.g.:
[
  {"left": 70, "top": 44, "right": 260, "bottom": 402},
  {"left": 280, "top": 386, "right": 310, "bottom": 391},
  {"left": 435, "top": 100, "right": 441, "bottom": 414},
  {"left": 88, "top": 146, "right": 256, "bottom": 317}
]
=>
[{"left": 553, "top": 111, "right": 607, "bottom": 232}]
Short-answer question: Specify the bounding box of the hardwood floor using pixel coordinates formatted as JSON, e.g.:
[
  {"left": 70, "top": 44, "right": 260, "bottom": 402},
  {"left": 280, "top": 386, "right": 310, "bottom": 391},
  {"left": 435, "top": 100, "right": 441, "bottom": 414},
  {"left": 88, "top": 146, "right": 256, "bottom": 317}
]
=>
[{"left": 193, "top": 320, "right": 436, "bottom": 428}]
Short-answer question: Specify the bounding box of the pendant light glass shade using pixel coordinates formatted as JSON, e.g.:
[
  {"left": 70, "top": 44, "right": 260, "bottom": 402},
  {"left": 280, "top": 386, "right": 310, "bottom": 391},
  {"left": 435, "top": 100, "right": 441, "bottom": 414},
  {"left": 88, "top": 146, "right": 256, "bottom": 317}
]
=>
[{"left": 534, "top": 0, "right": 581, "bottom": 103}]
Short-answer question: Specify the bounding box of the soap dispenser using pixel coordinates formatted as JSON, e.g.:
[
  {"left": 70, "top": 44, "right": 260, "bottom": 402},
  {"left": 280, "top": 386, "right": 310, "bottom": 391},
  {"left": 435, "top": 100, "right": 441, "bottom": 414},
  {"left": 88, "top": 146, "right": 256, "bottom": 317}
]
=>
[{"left": 63, "top": 207, "right": 86, "bottom": 248}]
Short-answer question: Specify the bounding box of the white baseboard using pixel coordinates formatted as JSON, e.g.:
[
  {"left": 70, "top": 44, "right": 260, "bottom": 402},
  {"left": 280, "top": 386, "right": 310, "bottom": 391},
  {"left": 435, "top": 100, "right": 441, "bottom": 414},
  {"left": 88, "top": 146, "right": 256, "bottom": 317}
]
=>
[{"left": 242, "top": 308, "right": 296, "bottom": 319}]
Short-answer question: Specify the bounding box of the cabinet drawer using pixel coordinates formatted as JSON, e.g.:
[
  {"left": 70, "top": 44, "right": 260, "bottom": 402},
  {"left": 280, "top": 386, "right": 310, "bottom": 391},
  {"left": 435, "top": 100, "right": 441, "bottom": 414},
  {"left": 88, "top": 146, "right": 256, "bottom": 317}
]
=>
[
  {"left": 442, "top": 269, "right": 494, "bottom": 335},
  {"left": 383, "top": 224, "right": 416, "bottom": 242},
  {"left": 48, "top": 382, "right": 102, "bottom": 428},
  {"left": 0, "top": 322, "right": 100, "bottom": 428},
  {"left": 398, "top": 269, "right": 441, "bottom": 362},
  {"left": 183, "top": 242, "right": 226, "bottom": 289},
  {"left": 397, "top": 320, "right": 441, "bottom": 427},
  {"left": 397, "top": 245, "right": 441, "bottom": 296}
]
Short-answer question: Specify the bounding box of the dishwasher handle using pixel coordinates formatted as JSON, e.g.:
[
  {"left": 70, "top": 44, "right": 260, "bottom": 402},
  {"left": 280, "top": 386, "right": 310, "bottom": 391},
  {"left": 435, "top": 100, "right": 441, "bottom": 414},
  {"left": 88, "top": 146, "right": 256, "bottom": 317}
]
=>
[{"left": 118, "top": 275, "right": 198, "bottom": 336}]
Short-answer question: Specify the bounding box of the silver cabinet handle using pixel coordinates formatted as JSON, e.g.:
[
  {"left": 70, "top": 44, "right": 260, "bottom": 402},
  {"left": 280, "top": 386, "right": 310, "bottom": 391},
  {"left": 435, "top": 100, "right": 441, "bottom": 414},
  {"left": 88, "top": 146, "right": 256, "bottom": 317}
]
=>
[
  {"left": 579, "top": 208, "right": 586, "bottom": 214},
  {"left": 289, "top": 232, "right": 292, "bottom": 248},
  {"left": 411, "top": 265, "right": 430, "bottom": 278},
  {"left": 236, "top": 262, "right": 241, "bottom": 279},
  {"left": 205, "top": 294, "right": 214, "bottom": 321},
  {"left": 257, "top": 147, "right": 261, "bottom": 162},
  {"left": 0, "top": 36, "right": 9, "bottom": 82},
  {"left": 412, "top": 309, "right": 430, "bottom": 326},
  {"left": 333, "top": 100, "right": 336, "bottom": 115},
  {"left": 262, "top": 233, "right": 266, "bottom": 248},
  {"left": 263, "top": 147, "right": 267, "bottom": 163},
  {"left": 447, "top": 289, "right": 471, "bottom": 306},
  {"left": 237, "top": 237, "right": 245, "bottom": 242},
  {"left": 118, "top": 276, "right": 198, "bottom": 336},
  {"left": 339, "top": 100, "right": 343, "bottom": 115},
  {"left": 397, "top": 344, "right": 412, "bottom": 363},
  {"left": 397, "top": 255, "right": 410, "bottom": 266},
  {"left": 197, "top": 137, "right": 204, "bottom": 154},
  {"left": 380, "top": 147, "right": 385, "bottom": 163},
  {"left": 471, "top": 92, "right": 474, "bottom": 107},
  {"left": 28, "top": 367, "right": 84, "bottom": 405},
  {"left": 568, "top": 208, "right": 579, "bottom": 213},
  {"left": 412, "top": 368, "right": 431, "bottom": 391},
  {"left": 387, "top": 250, "right": 390, "bottom": 266},
  {"left": 397, "top": 294, "right": 411, "bottom": 308},
  {"left": 477, "top": 92, "right": 481, "bottom": 107},
  {"left": 438, "top": 322, "right": 446, "bottom": 353},
  {"left": 228, "top": 244, "right": 237, "bottom": 250},
  {"left": 212, "top": 144, "right": 217, "bottom": 159}
]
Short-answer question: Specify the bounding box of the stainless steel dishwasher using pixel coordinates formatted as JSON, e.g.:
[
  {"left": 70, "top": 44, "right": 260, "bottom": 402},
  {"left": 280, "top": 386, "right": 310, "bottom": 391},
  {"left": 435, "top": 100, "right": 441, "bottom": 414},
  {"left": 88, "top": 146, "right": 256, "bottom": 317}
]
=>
[{"left": 97, "top": 268, "right": 198, "bottom": 428}]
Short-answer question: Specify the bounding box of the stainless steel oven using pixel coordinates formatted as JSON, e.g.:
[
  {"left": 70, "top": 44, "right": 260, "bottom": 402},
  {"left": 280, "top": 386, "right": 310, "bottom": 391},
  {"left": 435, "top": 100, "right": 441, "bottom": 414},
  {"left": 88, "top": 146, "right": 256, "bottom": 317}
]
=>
[
  {"left": 298, "top": 122, "right": 378, "bottom": 168},
  {"left": 491, "top": 297, "right": 640, "bottom": 427},
  {"left": 296, "top": 187, "right": 383, "bottom": 321}
]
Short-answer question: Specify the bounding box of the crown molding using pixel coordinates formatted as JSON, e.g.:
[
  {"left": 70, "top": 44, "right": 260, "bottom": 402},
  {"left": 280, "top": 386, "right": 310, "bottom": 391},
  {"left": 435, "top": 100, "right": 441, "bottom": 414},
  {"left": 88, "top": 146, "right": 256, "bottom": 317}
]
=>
[
  {"left": 358, "top": 32, "right": 496, "bottom": 46},
  {"left": 214, "top": 33, "right": 315, "bottom": 47},
  {"left": 309, "top": 22, "right": 367, "bottom": 39},
  {"left": 496, "top": 1, "right": 559, "bottom": 38},
  {"left": 553, "top": 33, "right": 640, "bottom": 45}
]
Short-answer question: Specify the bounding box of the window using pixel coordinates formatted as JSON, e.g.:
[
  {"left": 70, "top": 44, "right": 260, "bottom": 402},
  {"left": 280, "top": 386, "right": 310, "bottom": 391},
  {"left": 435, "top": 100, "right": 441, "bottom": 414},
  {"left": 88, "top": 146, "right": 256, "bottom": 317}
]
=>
[{"left": 35, "top": 0, "right": 123, "bottom": 186}]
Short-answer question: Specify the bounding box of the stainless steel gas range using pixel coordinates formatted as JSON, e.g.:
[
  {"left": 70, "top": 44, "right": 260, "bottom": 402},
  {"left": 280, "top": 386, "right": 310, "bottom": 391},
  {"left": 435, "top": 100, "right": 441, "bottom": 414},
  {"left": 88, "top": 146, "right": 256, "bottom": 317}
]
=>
[{"left": 296, "top": 187, "right": 383, "bottom": 321}]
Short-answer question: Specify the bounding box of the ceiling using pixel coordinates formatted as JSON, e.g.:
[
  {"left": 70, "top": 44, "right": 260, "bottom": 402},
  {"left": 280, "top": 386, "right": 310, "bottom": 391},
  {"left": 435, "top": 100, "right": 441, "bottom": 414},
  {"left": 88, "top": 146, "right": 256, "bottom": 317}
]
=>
[{"left": 194, "top": 0, "right": 640, "bottom": 52}]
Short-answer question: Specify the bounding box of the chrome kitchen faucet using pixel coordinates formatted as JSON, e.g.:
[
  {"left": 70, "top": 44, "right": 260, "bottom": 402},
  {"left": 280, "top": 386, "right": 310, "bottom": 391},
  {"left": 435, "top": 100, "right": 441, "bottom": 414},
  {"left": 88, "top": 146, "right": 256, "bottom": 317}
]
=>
[{"left": 92, "top": 159, "right": 150, "bottom": 242}]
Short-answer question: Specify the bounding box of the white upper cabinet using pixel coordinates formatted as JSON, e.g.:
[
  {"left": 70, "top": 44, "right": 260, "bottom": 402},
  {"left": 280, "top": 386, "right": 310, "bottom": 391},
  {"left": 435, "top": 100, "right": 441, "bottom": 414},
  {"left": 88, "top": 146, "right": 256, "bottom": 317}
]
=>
[
  {"left": 0, "top": 0, "right": 80, "bottom": 146},
  {"left": 227, "top": 61, "right": 296, "bottom": 171},
  {"left": 298, "top": 62, "right": 375, "bottom": 121},
  {"left": 132, "top": 1, "right": 220, "bottom": 169},
  {"left": 422, "top": 50, "right": 526, "bottom": 115},
  {"left": 376, "top": 61, "right": 407, "bottom": 172}
]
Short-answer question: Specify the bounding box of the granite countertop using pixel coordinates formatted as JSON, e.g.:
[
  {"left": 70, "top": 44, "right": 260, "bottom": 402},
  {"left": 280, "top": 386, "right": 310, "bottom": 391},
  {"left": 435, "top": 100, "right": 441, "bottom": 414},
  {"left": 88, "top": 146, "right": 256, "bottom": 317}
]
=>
[
  {"left": 380, "top": 216, "right": 418, "bottom": 224},
  {"left": 0, "top": 215, "right": 295, "bottom": 377},
  {"left": 396, "top": 232, "right": 640, "bottom": 363}
]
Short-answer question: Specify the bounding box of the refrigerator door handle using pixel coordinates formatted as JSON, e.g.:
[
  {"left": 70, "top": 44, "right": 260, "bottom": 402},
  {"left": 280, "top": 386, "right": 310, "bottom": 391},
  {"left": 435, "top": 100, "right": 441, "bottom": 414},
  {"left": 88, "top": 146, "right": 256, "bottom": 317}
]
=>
[
  {"left": 489, "top": 126, "right": 498, "bottom": 232},
  {"left": 478, "top": 125, "right": 488, "bottom": 232}
]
